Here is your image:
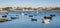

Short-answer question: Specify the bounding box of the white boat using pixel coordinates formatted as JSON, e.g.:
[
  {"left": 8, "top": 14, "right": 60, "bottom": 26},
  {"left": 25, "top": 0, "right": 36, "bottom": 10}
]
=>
[
  {"left": 42, "top": 19, "right": 50, "bottom": 25},
  {"left": 21, "top": 13, "right": 24, "bottom": 15}
]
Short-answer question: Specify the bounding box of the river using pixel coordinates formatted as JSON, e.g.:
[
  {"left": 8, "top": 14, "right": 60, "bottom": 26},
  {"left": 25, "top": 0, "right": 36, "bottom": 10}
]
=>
[{"left": 0, "top": 11, "right": 60, "bottom": 28}]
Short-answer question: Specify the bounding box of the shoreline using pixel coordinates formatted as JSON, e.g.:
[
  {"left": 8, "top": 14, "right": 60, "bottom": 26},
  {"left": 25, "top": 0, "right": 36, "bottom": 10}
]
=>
[
  {"left": 0, "top": 10, "right": 60, "bottom": 12},
  {"left": 9, "top": 10, "right": 60, "bottom": 12}
]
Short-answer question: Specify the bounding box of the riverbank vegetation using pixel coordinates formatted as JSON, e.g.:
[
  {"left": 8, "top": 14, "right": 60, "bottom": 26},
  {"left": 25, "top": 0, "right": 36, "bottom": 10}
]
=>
[{"left": 0, "top": 7, "right": 60, "bottom": 12}]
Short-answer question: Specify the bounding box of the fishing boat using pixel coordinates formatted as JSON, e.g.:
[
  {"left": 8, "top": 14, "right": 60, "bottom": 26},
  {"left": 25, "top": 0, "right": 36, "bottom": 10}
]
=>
[
  {"left": 44, "top": 16, "right": 52, "bottom": 19},
  {"left": 42, "top": 19, "right": 50, "bottom": 25},
  {"left": 31, "top": 18, "right": 37, "bottom": 21}
]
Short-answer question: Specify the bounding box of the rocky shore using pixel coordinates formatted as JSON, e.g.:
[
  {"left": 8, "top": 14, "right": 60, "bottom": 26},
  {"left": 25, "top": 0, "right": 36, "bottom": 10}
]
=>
[{"left": 0, "top": 10, "right": 8, "bottom": 12}]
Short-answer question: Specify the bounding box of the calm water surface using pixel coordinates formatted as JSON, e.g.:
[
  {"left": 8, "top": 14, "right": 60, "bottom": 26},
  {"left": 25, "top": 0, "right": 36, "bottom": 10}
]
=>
[{"left": 0, "top": 11, "right": 60, "bottom": 28}]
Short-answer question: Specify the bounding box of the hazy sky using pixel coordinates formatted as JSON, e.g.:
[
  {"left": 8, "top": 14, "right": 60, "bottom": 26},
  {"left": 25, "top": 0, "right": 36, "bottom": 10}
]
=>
[{"left": 0, "top": 0, "right": 60, "bottom": 8}]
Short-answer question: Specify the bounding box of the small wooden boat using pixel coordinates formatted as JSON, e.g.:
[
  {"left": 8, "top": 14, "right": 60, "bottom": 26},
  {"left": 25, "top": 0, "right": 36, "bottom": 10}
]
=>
[
  {"left": 2, "top": 15, "right": 7, "bottom": 18},
  {"left": 11, "top": 17, "right": 18, "bottom": 19},
  {"left": 29, "top": 15, "right": 33, "bottom": 17},
  {"left": 50, "top": 14, "right": 56, "bottom": 17},
  {"left": 44, "top": 16, "right": 52, "bottom": 19},
  {"left": 31, "top": 18, "right": 37, "bottom": 21}
]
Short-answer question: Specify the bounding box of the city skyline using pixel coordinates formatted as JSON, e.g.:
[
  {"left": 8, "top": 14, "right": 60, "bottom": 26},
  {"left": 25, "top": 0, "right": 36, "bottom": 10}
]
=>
[{"left": 0, "top": 0, "right": 60, "bottom": 8}]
